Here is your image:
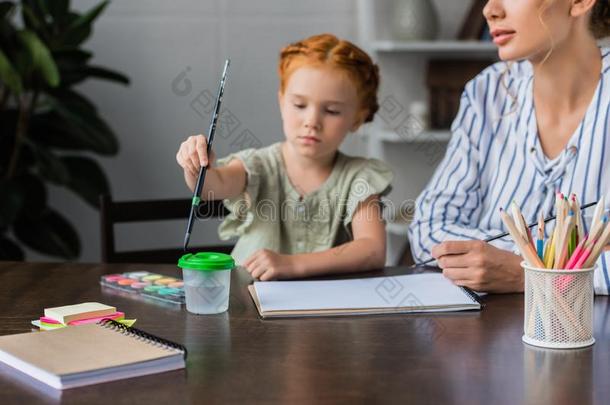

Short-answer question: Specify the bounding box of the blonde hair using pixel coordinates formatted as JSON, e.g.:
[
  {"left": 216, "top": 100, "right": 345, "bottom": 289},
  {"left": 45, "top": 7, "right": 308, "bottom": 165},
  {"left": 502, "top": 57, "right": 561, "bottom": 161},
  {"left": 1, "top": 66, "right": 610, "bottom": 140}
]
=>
[
  {"left": 497, "top": 0, "right": 606, "bottom": 117},
  {"left": 591, "top": 0, "right": 610, "bottom": 38}
]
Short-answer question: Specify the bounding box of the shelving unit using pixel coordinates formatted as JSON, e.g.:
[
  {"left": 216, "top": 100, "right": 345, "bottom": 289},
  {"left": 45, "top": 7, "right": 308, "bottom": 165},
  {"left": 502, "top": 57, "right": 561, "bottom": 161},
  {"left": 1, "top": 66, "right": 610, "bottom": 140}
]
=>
[
  {"left": 356, "top": 0, "right": 497, "bottom": 265},
  {"left": 371, "top": 40, "right": 496, "bottom": 54},
  {"left": 374, "top": 129, "right": 451, "bottom": 143}
]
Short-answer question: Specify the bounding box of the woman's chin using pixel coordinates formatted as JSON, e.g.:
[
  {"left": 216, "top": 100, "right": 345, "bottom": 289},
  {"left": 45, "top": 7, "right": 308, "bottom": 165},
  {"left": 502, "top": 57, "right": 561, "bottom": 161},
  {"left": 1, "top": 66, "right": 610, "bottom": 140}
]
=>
[
  {"left": 497, "top": 46, "right": 525, "bottom": 62},
  {"left": 497, "top": 43, "right": 549, "bottom": 63}
]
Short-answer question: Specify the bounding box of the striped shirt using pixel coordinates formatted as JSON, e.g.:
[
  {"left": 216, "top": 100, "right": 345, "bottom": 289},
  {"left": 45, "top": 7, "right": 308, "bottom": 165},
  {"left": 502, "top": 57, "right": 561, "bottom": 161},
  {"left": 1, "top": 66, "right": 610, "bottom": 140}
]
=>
[{"left": 408, "top": 47, "right": 610, "bottom": 295}]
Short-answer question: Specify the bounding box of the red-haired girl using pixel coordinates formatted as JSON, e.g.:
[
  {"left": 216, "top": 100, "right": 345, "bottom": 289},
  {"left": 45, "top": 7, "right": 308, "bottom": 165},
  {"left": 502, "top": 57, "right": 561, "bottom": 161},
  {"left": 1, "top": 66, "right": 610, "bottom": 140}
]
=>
[{"left": 177, "top": 34, "right": 393, "bottom": 280}]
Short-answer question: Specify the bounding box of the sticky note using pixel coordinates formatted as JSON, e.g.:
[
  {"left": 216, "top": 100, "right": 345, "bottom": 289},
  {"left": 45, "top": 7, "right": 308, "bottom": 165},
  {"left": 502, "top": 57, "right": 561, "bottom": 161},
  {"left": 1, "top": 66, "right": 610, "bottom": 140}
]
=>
[{"left": 44, "top": 303, "right": 116, "bottom": 324}]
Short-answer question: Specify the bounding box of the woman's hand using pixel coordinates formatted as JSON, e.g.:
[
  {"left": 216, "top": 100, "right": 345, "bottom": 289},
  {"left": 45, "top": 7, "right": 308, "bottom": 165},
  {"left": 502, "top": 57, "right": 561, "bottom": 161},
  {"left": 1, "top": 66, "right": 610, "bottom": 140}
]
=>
[
  {"left": 243, "top": 249, "right": 301, "bottom": 281},
  {"left": 176, "top": 134, "right": 216, "bottom": 187},
  {"left": 431, "top": 240, "right": 524, "bottom": 293}
]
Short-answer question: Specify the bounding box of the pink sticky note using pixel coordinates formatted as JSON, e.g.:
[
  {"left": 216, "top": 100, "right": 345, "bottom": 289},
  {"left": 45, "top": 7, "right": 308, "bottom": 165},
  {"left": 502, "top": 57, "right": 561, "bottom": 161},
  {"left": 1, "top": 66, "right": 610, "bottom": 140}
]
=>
[{"left": 67, "top": 311, "right": 125, "bottom": 325}]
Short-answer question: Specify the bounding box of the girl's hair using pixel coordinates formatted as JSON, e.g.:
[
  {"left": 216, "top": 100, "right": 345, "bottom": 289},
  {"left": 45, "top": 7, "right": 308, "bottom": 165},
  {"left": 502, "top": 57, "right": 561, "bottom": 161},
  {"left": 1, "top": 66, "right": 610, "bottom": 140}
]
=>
[
  {"left": 278, "top": 33, "right": 380, "bottom": 123},
  {"left": 591, "top": 0, "right": 610, "bottom": 38}
]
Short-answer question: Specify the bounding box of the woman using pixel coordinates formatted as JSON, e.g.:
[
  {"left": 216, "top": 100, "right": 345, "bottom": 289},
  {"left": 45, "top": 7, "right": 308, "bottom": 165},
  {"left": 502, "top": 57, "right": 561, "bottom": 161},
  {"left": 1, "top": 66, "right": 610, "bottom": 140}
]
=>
[{"left": 409, "top": 0, "right": 610, "bottom": 293}]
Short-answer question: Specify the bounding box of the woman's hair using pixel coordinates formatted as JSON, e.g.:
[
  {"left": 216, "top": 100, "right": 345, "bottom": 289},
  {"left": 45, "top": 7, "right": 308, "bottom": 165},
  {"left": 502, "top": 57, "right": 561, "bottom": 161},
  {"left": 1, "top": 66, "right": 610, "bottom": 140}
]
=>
[
  {"left": 591, "top": 0, "right": 610, "bottom": 38},
  {"left": 499, "top": 0, "right": 610, "bottom": 117},
  {"left": 278, "top": 33, "right": 380, "bottom": 123}
]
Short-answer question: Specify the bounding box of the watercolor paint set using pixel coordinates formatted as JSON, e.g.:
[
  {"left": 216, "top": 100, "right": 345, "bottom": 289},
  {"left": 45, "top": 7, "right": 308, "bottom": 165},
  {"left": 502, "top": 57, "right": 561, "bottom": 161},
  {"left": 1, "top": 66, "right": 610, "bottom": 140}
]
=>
[{"left": 100, "top": 271, "right": 185, "bottom": 305}]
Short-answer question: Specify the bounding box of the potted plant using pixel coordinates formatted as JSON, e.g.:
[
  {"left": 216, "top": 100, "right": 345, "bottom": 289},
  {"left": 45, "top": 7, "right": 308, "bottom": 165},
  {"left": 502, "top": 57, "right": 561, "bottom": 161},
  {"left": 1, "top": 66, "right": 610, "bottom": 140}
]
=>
[{"left": 0, "top": 0, "right": 129, "bottom": 260}]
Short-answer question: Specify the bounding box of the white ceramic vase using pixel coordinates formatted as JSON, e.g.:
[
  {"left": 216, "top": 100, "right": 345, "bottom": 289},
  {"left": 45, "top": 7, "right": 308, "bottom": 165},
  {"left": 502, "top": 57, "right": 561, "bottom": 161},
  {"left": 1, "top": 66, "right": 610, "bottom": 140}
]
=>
[{"left": 391, "top": 0, "right": 439, "bottom": 41}]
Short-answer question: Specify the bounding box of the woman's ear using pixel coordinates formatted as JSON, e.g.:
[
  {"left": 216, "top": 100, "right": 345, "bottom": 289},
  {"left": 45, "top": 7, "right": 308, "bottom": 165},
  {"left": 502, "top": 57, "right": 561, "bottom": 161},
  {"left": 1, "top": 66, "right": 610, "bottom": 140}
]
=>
[{"left": 570, "top": 0, "right": 597, "bottom": 17}]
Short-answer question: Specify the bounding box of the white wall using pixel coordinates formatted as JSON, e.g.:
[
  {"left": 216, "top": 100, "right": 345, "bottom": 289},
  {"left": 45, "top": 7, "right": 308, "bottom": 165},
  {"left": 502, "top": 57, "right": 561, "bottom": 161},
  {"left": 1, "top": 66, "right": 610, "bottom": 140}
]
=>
[
  {"left": 359, "top": 0, "right": 478, "bottom": 263},
  {"left": 34, "top": 0, "right": 360, "bottom": 262},
  {"left": 32, "top": 0, "right": 475, "bottom": 263}
]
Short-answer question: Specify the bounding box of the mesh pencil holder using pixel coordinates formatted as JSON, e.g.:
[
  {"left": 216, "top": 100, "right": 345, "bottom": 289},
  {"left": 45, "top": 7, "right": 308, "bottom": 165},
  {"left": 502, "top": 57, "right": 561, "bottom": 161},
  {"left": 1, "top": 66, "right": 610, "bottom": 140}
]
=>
[{"left": 522, "top": 262, "right": 595, "bottom": 349}]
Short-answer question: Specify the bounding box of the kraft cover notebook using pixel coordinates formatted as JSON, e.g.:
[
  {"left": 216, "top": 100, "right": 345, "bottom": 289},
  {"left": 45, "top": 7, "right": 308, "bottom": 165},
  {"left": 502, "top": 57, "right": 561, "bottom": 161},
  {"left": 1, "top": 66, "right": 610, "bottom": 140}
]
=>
[
  {"left": 248, "top": 273, "right": 482, "bottom": 318},
  {"left": 0, "top": 320, "right": 186, "bottom": 390}
]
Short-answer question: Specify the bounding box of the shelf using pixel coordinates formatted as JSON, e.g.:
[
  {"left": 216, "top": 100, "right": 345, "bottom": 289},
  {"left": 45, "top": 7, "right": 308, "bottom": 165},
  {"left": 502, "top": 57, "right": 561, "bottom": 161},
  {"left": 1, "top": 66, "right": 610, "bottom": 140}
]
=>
[
  {"left": 370, "top": 129, "right": 452, "bottom": 143},
  {"left": 371, "top": 40, "right": 497, "bottom": 55}
]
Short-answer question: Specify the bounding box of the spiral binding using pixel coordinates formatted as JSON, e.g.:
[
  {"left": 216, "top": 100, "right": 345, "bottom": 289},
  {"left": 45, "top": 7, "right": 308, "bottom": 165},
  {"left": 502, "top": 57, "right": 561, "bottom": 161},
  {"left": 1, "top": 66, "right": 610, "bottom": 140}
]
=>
[
  {"left": 460, "top": 286, "right": 484, "bottom": 306},
  {"left": 98, "top": 319, "right": 187, "bottom": 358}
]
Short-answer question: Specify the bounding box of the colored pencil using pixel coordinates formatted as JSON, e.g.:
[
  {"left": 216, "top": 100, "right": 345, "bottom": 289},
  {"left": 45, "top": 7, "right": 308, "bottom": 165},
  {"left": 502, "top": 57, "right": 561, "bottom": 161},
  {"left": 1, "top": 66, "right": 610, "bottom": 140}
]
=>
[{"left": 537, "top": 212, "right": 545, "bottom": 260}]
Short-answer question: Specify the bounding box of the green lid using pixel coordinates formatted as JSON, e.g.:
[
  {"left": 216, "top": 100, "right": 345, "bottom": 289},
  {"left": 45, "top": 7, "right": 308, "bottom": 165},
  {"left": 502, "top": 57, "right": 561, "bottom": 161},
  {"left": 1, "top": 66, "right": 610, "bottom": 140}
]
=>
[{"left": 178, "top": 252, "right": 235, "bottom": 271}]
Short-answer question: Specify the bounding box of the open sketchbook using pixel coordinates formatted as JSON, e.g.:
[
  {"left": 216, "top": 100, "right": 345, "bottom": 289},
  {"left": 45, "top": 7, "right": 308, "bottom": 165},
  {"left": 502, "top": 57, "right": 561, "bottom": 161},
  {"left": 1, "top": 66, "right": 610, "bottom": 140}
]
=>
[
  {"left": 248, "top": 273, "right": 482, "bottom": 318},
  {"left": 0, "top": 320, "right": 186, "bottom": 390}
]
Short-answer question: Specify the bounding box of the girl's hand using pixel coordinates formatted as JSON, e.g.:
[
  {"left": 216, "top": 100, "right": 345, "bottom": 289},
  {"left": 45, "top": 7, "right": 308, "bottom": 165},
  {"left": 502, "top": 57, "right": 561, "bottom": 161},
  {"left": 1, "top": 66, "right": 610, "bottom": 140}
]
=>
[
  {"left": 243, "top": 249, "right": 301, "bottom": 281},
  {"left": 176, "top": 134, "right": 216, "bottom": 179},
  {"left": 431, "top": 240, "right": 524, "bottom": 293}
]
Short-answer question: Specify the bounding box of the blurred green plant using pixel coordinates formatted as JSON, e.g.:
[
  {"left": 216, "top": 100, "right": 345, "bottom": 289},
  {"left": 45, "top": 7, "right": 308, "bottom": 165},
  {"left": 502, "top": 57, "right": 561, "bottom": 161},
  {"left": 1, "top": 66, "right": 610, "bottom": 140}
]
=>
[{"left": 0, "top": 0, "right": 128, "bottom": 260}]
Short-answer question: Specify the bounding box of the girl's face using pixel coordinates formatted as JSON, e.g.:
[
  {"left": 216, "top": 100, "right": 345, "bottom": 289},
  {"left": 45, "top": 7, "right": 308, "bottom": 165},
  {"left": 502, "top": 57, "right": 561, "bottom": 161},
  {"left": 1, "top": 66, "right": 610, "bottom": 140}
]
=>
[
  {"left": 279, "top": 65, "right": 364, "bottom": 160},
  {"left": 483, "top": 0, "right": 579, "bottom": 62}
]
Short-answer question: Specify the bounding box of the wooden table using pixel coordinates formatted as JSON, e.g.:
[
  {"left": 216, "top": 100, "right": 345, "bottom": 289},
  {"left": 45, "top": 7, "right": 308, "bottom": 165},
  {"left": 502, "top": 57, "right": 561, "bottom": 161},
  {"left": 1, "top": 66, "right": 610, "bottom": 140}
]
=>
[{"left": 0, "top": 262, "right": 608, "bottom": 404}]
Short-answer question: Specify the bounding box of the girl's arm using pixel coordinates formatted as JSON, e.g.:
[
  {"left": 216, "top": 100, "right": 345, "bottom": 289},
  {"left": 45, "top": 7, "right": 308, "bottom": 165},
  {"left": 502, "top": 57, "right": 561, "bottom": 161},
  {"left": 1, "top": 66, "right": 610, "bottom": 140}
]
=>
[
  {"left": 243, "top": 195, "right": 386, "bottom": 280},
  {"left": 177, "top": 134, "right": 247, "bottom": 200}
]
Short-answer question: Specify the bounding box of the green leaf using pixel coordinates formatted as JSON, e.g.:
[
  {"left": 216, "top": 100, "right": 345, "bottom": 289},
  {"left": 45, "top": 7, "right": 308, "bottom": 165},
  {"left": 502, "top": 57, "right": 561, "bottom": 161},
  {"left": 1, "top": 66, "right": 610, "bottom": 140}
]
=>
[
  {"left": 0, "top": 235, "right": 24, "bottom": 261},
  {"left": 61, "top": 156, "right": 109, "bottom": 208},
  {"left": 21, "top": 4, "right": 41, "bottom": 30},
  {"left": 83, "top": 65, "right": 130, "bottom": 85},
  {"left": 61, "top": 0, "right": 109, "bottom": 47},
  {"left": 29, "top": 111, "right": 97, "bottom": 151},
  {"left": 45, "top": 0, "right": 68, "bottom": 26},
  {"left": 30, "top": 110, "right": 119, "bottom": 154},
  {"left": 25, "top": 141, "right": 71, "bottom": 184},
  {"left": 14, "top": 207, "right": 80, "bottom": 259},
  {"left": 60, "top": 65, "right": 130, "bottom": 87},
  {"left": 0, "top": 174, "right": 47, "bottom": 226},
  {"left": 0, "top": 110, "right": 18, "bottom": 172},
  {"left": 0, "top": 2, "right": 15, "bottom": 19},
  {"left": 0, "top": 3, "right": 17, "bottom": 45},
  {"left": 0, "top": 178, "right": 25, "bottom": 227},
  {"left": 17, "top": 29, "right": 60, "bottom": 87},
  {"left": 0, "top": 48, "right": 23, "bottom": 94},
  {"left": 22, "top": 0, "right": 47, "bottom": 18},
  {"left": 53, "top": 48, "right": 93, "bottom": 67},
  {"left": 44, "top": 90, "right": 119, "bottom": 155},
  {"left": 14, "top": 173, "right": 47, "bottom": 218},
  {"left": 20, "top": 3, "right": 50, "bottom": 41},
  {"left": 48, "top": 87, "right": 98, "bottom": 115}
]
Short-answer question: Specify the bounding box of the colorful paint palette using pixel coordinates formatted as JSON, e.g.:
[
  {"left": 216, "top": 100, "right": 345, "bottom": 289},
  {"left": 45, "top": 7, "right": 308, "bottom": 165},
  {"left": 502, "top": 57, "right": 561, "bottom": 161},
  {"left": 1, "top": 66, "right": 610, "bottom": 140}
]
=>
[{"left": 100, "top": 271, "right": 185, "bottom": 305}]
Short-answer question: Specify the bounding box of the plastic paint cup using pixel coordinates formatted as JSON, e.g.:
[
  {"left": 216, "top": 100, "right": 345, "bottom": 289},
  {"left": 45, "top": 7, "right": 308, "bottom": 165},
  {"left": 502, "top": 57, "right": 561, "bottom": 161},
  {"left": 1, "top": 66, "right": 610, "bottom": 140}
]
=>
[
  {"left": 117, "top": 278, "right": 136, "bottom": 286},
  {"left": 178, "top": 252, "right": 234, "bottom": 314}
]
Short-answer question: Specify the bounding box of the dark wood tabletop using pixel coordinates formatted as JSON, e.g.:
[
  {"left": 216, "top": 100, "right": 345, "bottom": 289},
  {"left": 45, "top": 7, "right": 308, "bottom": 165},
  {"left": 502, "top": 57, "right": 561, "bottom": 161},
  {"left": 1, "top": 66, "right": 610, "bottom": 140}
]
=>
[{"left": 0, "top": 261, "right": 608, "bottom": 405}]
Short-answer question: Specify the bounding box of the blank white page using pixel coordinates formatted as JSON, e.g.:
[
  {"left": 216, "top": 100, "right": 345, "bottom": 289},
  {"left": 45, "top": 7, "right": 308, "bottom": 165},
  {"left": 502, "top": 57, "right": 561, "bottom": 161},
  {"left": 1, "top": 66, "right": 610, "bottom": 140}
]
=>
[{"left": 254, "top": 273, "right": 476, "bottom": 312}]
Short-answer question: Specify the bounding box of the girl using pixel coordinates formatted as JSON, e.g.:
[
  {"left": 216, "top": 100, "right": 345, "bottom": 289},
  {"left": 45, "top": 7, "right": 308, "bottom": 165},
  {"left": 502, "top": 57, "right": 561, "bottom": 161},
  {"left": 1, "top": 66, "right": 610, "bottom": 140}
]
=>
[
  {"left": 409, "top": 0, "right": 610, "bottom": 293},
  {"left": 176, "top": 34, "right": 393, "bottom": 281}
]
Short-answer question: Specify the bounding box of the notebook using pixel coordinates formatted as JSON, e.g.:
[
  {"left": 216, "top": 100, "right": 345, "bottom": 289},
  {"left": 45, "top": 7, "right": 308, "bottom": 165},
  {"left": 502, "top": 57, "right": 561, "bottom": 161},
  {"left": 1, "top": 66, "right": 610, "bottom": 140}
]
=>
[
  {"left": 248, "top": 273, "right": 482, "bottom": 318},
  {"left": 0, "top": 320, "right": 186, "bottom": 390}
]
